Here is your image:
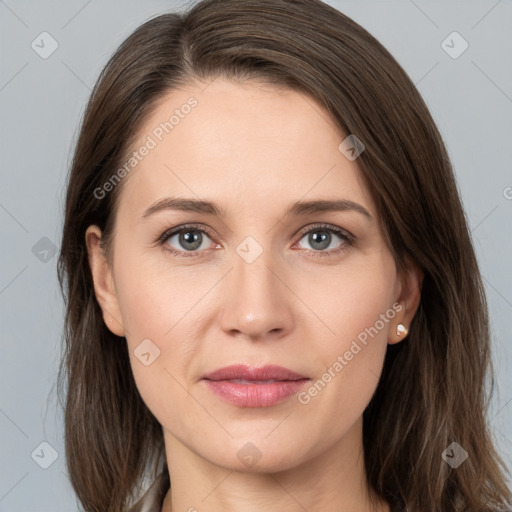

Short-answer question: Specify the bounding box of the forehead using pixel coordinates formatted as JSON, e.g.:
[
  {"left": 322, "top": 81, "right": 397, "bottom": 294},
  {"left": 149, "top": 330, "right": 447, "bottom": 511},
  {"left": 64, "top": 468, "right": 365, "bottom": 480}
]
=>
[{"left": 116, "top": 77, "right": 374, "bottom": 222}]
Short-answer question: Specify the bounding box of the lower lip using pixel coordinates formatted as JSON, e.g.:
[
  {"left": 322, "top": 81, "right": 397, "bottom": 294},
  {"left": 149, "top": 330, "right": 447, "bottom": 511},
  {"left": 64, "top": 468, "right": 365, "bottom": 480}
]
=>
[{"left": 203, "top": 379, "right": 310, "bottom": 407}]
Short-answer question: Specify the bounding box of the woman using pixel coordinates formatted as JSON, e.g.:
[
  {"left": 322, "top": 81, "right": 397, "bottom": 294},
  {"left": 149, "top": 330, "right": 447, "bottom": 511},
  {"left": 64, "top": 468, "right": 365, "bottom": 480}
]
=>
[{"left": 57, "top": 0, "right": 512, "bottom": 511}]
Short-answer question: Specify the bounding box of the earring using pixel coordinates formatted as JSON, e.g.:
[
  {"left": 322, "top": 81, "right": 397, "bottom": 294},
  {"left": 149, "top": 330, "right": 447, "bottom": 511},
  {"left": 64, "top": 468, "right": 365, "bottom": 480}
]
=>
[{"left": 396, "top": 323, "right": 407, "bottom": 337}]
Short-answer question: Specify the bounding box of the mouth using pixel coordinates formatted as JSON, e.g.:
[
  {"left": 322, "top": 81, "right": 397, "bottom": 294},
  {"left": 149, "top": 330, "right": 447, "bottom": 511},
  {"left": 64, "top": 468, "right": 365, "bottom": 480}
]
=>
[{"left": 201, "top": 364, "right": 310, "bottom": 407}]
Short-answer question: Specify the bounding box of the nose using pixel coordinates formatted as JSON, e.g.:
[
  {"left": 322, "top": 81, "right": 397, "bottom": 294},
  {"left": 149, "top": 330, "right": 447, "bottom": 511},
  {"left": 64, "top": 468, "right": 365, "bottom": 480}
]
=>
[{"left": 219, "top": 246, "right": 295, "bottom": 342}]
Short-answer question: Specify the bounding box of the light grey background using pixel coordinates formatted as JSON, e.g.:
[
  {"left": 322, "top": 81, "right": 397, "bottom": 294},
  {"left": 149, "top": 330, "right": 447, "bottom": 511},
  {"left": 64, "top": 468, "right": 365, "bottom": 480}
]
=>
[{"left": 1, "top": 0, "right": 511, "bottom": 510}]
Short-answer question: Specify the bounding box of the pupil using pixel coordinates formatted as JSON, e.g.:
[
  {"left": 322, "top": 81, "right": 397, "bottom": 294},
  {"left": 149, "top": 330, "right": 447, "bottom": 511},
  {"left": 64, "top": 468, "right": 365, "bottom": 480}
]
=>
[
  {"left": 310, "top": 230, "right": 330, "bottom": 250},
  {"left": 180, "top": 230, "right": 202, "bottom": 250}
]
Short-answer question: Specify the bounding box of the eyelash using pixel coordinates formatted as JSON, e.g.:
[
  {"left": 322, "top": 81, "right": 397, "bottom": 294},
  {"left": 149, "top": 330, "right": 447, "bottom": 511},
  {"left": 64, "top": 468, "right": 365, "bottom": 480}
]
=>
[{"left": 156, "top": 223, "right": 355, "bottom": 259}]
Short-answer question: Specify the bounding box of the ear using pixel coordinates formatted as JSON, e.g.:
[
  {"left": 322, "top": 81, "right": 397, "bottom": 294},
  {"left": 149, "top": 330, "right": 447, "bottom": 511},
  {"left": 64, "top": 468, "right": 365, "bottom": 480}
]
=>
[
  {"left": 388, "top": 255, "right": 424, "bottom": 345},
  {"left": 85, "top": 225, "right": 126, "bottom": 337}
]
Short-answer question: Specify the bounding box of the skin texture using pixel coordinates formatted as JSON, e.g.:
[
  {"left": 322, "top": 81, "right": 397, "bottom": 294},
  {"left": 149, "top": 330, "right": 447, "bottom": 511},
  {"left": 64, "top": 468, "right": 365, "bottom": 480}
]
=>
[{"left": 86, "top": 78, "right": 422, "bottom": 512}]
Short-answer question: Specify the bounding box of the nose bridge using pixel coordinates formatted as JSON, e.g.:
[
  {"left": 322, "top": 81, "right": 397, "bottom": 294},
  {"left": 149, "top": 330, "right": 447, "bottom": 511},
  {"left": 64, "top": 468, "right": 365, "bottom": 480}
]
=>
[
  {"left": 235, "top": 236, "right": 276, "bottom": 295},
  {"left": 221, "top": 234, "right": 293, "bottom": 339}
]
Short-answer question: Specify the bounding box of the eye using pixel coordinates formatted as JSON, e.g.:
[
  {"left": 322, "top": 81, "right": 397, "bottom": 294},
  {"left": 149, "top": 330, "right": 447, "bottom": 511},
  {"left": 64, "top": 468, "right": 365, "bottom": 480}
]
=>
[
  {"left": 293, "top": 223, "right": 354, "bottom": 257},
  {"left": 158, "top": 224, "right": 217, "bottom": 258}
]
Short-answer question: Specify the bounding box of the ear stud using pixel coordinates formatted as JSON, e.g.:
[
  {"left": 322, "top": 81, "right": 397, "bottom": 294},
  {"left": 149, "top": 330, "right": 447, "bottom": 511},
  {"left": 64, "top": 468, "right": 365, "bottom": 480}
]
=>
[{"left": 396, "top": 323, "right": 407, "bottom": 337}]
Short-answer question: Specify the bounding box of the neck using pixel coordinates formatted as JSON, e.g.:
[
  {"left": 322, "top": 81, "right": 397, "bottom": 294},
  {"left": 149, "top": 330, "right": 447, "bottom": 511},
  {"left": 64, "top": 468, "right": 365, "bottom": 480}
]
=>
[{"left": 160, "top": 417, "right": 390, "bottom": 512}]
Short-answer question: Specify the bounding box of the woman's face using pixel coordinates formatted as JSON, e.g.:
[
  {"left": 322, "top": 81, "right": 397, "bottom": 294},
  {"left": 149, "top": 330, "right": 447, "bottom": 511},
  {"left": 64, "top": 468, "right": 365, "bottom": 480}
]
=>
[{"left": 87, "top": 77, "right": 421, "bottom": 473}]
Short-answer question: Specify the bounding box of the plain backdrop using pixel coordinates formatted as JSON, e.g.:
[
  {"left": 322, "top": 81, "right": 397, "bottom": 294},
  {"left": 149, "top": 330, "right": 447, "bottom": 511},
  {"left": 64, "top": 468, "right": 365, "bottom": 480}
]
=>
[{"left": 1, "top": 0, "right": 511, "bottom": 510}]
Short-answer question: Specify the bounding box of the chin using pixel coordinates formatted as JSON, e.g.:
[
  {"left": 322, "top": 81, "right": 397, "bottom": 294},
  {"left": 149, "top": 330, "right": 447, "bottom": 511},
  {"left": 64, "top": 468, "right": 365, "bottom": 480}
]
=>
[{"left": 202, "top": 437, "right": 310, "bottom": 474}]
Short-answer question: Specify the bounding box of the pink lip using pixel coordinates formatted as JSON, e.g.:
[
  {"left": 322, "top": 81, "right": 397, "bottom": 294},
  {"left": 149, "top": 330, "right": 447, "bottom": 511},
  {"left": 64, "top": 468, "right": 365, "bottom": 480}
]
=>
[
  {"left": 202, "top": 364, "right": 310, "bottom": 407},
  {"left": 203, "top": 364, "right": 307, "bottom": 381}
]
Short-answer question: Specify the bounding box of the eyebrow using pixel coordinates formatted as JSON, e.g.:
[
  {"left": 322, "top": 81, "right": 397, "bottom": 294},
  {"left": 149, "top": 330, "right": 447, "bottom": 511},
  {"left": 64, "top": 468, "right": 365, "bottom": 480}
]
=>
[{"left": 140, "top": 197, "right": 373, "bottom": 222}]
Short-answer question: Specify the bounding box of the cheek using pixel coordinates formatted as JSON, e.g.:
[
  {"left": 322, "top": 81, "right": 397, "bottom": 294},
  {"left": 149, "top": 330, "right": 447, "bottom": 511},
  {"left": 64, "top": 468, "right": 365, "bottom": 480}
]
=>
[
  {"left": 304, "top": 254, "right": 395, "bottom": 348},
  {"left": 118, "top": 280, "right": 178, "bottom": 341},
  {"left": 115, "top": 268, "right": 195, "bottom": 428},
  {"left": 111, "top": 251, "right": 208, "bottom": 417},
  {"left": 303, "top": 256, "right": 395, "bottom": 402},
  {"left": 113, "top": 246, "right": 203, "bottom": 341}
]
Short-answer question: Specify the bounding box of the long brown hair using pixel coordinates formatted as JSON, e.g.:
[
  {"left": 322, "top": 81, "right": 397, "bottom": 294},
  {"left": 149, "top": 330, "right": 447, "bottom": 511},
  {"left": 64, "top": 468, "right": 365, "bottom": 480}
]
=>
[{"left": 57, "top": 0, "right": 512, "bottom": 510}]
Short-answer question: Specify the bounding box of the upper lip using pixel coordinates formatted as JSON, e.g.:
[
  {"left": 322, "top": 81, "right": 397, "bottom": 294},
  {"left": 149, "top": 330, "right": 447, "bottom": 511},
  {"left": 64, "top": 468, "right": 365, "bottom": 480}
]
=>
[{"left": 202, "top": 364, "right": 308, "bottom": 381}]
